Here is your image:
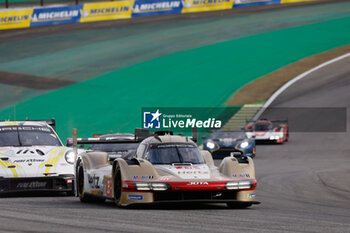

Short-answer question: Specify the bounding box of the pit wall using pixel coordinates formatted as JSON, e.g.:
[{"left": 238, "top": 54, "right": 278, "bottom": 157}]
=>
[{"left": 0, "top": 0, "right": 316, "bottom": 30}]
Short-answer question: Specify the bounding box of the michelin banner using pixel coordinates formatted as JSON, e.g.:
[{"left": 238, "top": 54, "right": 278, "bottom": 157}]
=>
[
  {"left": 0, "top": 9, "right": 32, "bottom": 30},
  {"left": 30, "top": 5, "right": 82, "bottom": 26},
  {"left": 233, "top": 0, "right": 280, "bottom": 8},
  {"left": 182, "top": 0, "right": 233, "bottom": 13},
  {"left": 132, "top": 0, "right": 182, "bottom": 17},
  {"left": 81, "top": 1, "right": 134, "bottom": 22}
]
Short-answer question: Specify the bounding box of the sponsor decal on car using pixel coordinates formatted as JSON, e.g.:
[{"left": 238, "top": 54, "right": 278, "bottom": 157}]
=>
[
  {"left": 175, "top": 165, "right": 201, "bottom": 169},
  {"left": 160, "top": 176, "right": 173, "bottom": 181},
  {"left": 16, "top": 181, "right": 47, "bottom": 189},
  {"left": 177, "top": 171, "right": 209, "bottom": 175},
  {"left": 13, "top": 159, "right": 45, "bottom": 163},
  {"left": 128, "top": 195, "right": 143, "bottom": 200},
  {"left": 248, "top": 193, "right": 255, "bottom": 199},
  {"left": 187, "top": 181, "right": 209, "bottom": 185},
  {"left": 232, "top": 173, "right": 250, "bottom": 178},
  {"left": 133, "top": 175, "right": 154, "bottom": 179}
]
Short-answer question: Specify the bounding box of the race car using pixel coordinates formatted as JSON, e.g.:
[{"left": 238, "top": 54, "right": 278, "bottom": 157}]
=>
[
  {"left": 0, "top": 119, "right": 75, "bottom": 194},
  {"left": 245, "top": 119, "right": 289, "bottom": 144},
  {"left": 203, "top": 130, "right": 255, "bottom": 159},
  {"left": 67, "top": 129, "right": 150, "bottom": 162},
  {"left": 73, "top": 129, "right": 259, "bottom": 208}
]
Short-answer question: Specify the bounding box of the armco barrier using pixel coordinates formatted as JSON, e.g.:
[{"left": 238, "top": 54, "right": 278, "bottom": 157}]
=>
[{"left": 0, "top": 0, "right": 316, "bottom": 30}]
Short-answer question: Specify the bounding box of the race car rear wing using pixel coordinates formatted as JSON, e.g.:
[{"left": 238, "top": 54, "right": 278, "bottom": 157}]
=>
[{"left": 68, "top": 128, "right": 150, "bottom": 147}]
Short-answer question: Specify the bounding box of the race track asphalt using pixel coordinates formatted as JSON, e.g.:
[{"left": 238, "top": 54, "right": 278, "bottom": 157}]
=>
[{"left": 0, "top": 56, "right": 349, "bottom": 233}]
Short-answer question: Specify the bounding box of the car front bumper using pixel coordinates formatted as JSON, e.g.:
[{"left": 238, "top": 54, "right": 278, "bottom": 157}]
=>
[{"left": 0, "top": 175, "right": 74, "bottom": 193}]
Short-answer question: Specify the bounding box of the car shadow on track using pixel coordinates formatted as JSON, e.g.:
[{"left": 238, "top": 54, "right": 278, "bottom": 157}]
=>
[
  {"left": 84, "top": 200, "right": 256, "bottom": 210},
  {"left": 0, "top": 191, "right": 71, "bottom": 198}
]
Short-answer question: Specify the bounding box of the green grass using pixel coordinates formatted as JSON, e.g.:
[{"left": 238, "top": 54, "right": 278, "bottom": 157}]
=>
[{"left": 1, "top": 16, "right": 350, "bottom": 140}]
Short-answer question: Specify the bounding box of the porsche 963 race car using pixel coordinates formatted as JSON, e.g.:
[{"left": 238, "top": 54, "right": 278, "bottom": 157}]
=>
[
  {"left": 73, "top": 129, "right": 259, "bottom": 208},
  {"left": 0, "top": 119, "right": 75, "bottom": 194}
]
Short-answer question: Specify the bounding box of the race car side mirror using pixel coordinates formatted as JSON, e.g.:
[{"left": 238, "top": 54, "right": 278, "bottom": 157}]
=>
[{"left": 66, "top": 138, "right": 73, "bottom": 147}]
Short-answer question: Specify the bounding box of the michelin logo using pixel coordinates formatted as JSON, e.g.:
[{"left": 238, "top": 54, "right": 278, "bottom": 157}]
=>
[
  {"left": 31, "top": 10, "right": 79, "bottom": 22},
  {"left": 143, "top": 109, "right": 162, "bottom": 129},
  {"left": 133, "top": 1, "right": 181, "bottom": 12}
]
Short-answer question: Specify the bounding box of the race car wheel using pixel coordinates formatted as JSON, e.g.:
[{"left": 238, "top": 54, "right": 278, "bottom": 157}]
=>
[
  {"left": 226, "top": 202, "right": 252, "bottom": 209},
  {"left": 77, "top": 166, "right": 97, "bottom": 203},
  {"left": 114, "top": 165, "right": 123, "bottom": 207}
]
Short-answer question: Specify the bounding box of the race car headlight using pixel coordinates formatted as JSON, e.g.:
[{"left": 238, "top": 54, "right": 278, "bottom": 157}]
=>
[
  {"left": 269, "top": 136, "right": 280, "bottom": 140},
  {"left": 226, "top": 181, "right": 253, "bottom": 190},
  {"left": 206, "top": 142, "right": 216, "bottom": 149},
  {"left": 135, "top": 182, "right": 151, "bottom": 191},
  {"left": 240, "top": 141, "right": 249, "bottom": 149},
  {"left": 225, "top": 182, "right": 239, "bottom": 190},
  {"left": 150, "top": 183, "right": 168, "bottom": 191},
  {"left": 135, "top": 182, "right": 169, "bottom": 191},
  {"left": 64, "top": 151, "right": 75, "bottom": 165}
]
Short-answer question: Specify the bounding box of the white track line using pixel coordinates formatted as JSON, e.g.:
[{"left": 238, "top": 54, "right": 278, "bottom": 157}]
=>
[{"left": 253, "top": 52, "right": 350, "bottom": 120}]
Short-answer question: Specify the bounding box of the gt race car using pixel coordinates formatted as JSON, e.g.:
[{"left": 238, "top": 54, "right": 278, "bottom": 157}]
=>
[
  {"left": 73, "top": 129, "right": 259, "bottom": 208},
  {"left": 203, "top": 130, "right": 255, "bottom": 159},
  {"left": 245, "top": 119, "right": 289, "bottom": 144},
  {"left": 0, "top": 119, "right": 75, "bottom": 194}
]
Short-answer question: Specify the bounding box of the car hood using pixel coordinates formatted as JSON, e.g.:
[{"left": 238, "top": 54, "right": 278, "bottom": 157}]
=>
[
  {"left": 209, "top": 138, "right": 243, "bottom": 148},
  {"left": 0, "top": 146, "right": 74, "bottom": 178},
  {"left": 154, "top": 164, "right": 225, "bottom": 180}
]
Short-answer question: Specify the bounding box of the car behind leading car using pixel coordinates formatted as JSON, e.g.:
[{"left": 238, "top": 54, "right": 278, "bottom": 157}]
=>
[{"left": 0, "top": 119, "right": 75, "bottom": 194}]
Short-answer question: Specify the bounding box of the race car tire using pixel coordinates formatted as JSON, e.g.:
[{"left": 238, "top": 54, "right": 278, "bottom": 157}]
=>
[
  {"left": 226, "top": 202, "right": 252, "bottom": 209},
  {"left": 77, "top": 165, "right": 103, "bottom": 203},
  {"left": 114, "top": 164, "right": 123, "bottom": 207}
]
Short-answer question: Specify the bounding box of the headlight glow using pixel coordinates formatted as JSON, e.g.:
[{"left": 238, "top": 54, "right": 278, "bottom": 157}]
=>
[
  {"left": 240, "top": 141, "right": 249, "bottom": 148},
  {"left": 206, "top": 142, "right": 216, "bottom": 149},
  {"left": 135, "top": 182, "right": 168, "bottom": 191},
  {"left": 64, "top": 151, "right": 75, "bottom": 165},
  {"left": 226, "top": 181, "right": 253, "bottom": 190}
]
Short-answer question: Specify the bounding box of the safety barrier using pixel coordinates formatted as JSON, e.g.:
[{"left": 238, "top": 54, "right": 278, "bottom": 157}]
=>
[{"left": 0, "top": 0, "right": 316, "bottom": 30}]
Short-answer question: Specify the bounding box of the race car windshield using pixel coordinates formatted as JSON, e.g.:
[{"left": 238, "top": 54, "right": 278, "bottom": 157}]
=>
[
  {"left": 90, "top": 143, "right": 139, "bottom": 153},
  {"left": 211, "top": 131, "right": 246, "bottom": 139},
  {"left": 254, "top": 123, "right": 272, "bottom": 131},
  {"left": 146, "top": 144, "right": 204, "bottom": 165},
  {"left": 0, "top": 126, "right": 61, "bottom": 147}
]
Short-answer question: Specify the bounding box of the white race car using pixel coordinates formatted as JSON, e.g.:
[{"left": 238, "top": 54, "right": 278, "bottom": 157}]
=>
[
  {"left": 245, "top": 119, "right": 289, "bottom": 144},
  {"left": 0, "top": 119, "right": 75, "bottom": 194}
]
